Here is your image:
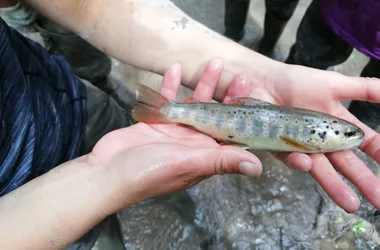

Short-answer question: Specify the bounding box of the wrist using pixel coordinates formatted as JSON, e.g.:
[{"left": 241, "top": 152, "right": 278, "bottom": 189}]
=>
[
  {"left": 215, "top": 44, "right": 286, "bottom": 102},
  {"left": 0, "top": 155, "right": 120, "bottom": 250}
]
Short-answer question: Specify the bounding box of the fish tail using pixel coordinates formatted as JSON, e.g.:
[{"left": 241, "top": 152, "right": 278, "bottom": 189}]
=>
[{"left": 132, "top": 83, "right": 172, "bottom": 124}]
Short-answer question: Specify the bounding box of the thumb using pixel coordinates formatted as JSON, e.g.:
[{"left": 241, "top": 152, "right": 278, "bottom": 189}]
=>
[{"left": 194, "top": 146, "right": 263, "bottom": 178}]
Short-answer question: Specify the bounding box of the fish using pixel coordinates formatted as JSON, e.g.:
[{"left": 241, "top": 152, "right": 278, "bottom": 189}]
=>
[{"left": 131, "top": 83, "right": 365, "bottom": 153}]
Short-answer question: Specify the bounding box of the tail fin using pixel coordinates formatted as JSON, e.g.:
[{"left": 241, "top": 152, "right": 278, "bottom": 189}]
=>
[
  {"left": 132, "top": 84, "right": 171, "bottom": 124},
  {"left": 135, "top": 83, "right": 169, "bottom": 108}
]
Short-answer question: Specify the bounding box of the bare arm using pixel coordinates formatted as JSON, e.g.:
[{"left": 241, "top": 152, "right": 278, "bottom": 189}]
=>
[
  {"left": 19, "top": 0, "right": 283, "bottom": 101},
  {"left": 0, "top": 156, "right": 117, "bottom": 250}
]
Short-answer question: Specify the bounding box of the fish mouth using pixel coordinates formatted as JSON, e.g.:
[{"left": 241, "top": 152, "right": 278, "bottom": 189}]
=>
[{"left": 350, "top": 127, "right": 365, "bottom": 148}]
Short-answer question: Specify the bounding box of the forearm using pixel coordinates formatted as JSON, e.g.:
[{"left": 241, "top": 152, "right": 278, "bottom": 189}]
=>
[
  {"left": 0, "top": 156, "right": 118, "bottom": 250},
  {"left": 20, "top": 0, "right": 283, "bottom": 101}
]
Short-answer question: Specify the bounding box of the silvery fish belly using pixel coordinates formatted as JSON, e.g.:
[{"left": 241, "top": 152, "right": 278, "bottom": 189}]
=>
[{"left": 162, "top": 99, "right": 364, "bottom": 153}]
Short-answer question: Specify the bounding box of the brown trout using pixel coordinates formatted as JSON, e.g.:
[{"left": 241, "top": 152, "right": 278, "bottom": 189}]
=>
[{"left": 131, "top": 84, "right": 364, "bottom": 153}]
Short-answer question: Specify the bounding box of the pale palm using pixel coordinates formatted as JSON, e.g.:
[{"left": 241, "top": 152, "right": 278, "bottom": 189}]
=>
[
  {"left": 248, "top": 65, "right": 380, "bottom": 212},
  {"left": 88, "top": 62, "right": 262, "bottom": 206}
]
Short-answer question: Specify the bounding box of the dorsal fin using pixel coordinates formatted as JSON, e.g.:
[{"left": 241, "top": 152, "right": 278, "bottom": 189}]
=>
[
  {"left": 226, "top": 97, "right": 272, "bottom": 106},
  {"left": 183, "top": 97, "right": 200, "bottom": 103}
]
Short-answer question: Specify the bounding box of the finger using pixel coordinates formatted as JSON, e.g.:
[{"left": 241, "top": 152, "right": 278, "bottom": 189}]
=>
[
  {"left": 192, "top": 58, "right": 224, "bottom": 102},
  {"left": 309, "top": 153, "right": 360, "bottom": 213},
  {"left": 339, "top": 108, "right": 380, "bottom": 163},
  {"left": 360, "top": 131, "right": 380, "bottom": 163},
  {"left": 330, "top": 75, "right": 380, "bottom": 102},
  {"left": 273, "top": 152, "right": 312, "bottom": 171},
  {"left": 160, "top": 62, "right": 182, "bottom": 101},
  {"left": 354, "top": 117, "right": 380, "bottom": 164},
  {"left": 192, "top": 146, "right": 263, "bottom": 178},
  {"left": 223, "top": 74, "right": 251, "bottom": 103},
  {"left": 327, "top": 150, "right": 380, "bottom": 209}
]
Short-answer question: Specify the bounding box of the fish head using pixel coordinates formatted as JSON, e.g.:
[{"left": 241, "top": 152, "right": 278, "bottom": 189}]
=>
[{"left": 307, "top": 118, "right": 364, "bottom": 152}]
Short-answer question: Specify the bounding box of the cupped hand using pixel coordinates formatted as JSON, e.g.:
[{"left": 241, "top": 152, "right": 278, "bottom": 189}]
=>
[
  {"left": 87, "top": 60, "right": 262, "bottom": 209},
  {"left": 246, "top": 63, "right": 380, "bottom": 212}
]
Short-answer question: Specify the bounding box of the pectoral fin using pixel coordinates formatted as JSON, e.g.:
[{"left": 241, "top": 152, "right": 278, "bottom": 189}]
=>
[
  {"left": 227, "top": 97, "right": 273, "bottom": 106},
  {"left": 279, "top": 135, "right": 318, "bottom": 151},
  {"left": 217, "top": 140, "right": 250, "bottom": 149}
]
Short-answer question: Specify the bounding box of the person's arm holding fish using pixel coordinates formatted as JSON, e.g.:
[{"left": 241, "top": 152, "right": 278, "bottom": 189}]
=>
[
  {"left": 18, "top": 0, "right": 380, "bottom": 212},
  {"left": 0, "top": 61, "right": 263, "bottom": 250}
]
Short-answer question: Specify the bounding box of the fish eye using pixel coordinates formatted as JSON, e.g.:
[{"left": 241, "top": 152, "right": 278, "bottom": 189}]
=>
[{"left": 344, "top": 131, "right": 356, "bottom": 137}]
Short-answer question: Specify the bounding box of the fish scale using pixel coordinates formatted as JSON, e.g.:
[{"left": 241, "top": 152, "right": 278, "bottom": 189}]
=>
[{"left": 132, "top": 84, "right": 365, "bottom": 153}]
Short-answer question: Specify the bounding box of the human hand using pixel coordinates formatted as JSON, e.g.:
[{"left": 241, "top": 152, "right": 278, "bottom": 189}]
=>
[
  {"left": 86, "top": 60, "right": 263, "bottom": 211},
  {"left": 242, "top": 63, "right": 380, "bottom": 212}
]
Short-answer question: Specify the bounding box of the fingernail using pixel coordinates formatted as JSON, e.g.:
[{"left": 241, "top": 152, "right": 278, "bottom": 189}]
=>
[
  {"left": 170, "top": 62, "right": 181, "bottom": 74},
  {"left": 343, "top": 191, "right": 360, "bottom": 213},
  {"left": 236, "top": 74, "right": 249, "bottom": 85},
  {"left": 239, "top": 161, "right": 259, "bottom": 177},
  {"left": 299, "top": 155, "right": 312, "bottom": 171},
  {"left": 209, "top": 58, "right": 223, "bottom": 70}
]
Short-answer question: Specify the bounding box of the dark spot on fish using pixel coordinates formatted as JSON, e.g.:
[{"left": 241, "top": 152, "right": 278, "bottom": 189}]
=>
[
  {"left": 323, "top": 121, "right": 327, "bottom": 123},
  {"left": 285, "top": 118, "right": 288, "bottom": 122},
  {"left": 243, "top": 112, "right": 246, "bottom": 115},
  {"left": 305, "top": 119, "right": 308, "bottom": 123},
  {"left": 322, "top": 140, "right": 325, "bottom": 143},
  {"left": 228, "top": 135, "right": 233, "bottom": 139},
  {"left": 228, "top": 111, "right": 231, "bottom": 114},
  {"left": 280, "top": 116, "right": 283, "bottom": 119},
  {"left": 333, "top": 120, "right": 338, "bottom": 123},
  {"left": 335, "top": 131, "right": 340, "bottom": 135},
  {"left": 326, "top": 126, "right": 329, "bottom": 129},
  {"left": 295, "top": 120, "right": 298, "bottom": 124},
  {"left": 310, "top": 129, "right": 316, "bottom": 134},
  {"left": 319, "top": 132, "right": 326, "bottom": 140},
  {"left": 234, "top": 111, "right": 236, "bottom": 114}
]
